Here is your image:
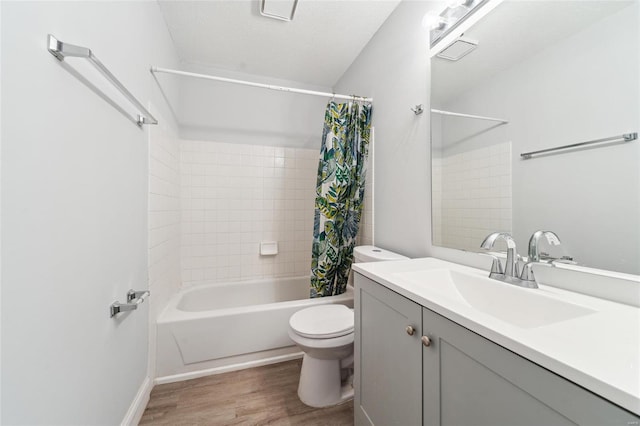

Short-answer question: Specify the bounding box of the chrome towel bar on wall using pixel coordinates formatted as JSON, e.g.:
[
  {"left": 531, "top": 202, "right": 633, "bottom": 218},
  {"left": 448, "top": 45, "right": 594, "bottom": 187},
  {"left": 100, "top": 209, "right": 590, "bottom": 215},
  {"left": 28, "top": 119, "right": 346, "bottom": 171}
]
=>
[
  {"left": 110, "top": 290, "right": 150, "bottom": 318},
  {"left": 47, "top": 34, "right": 158, "bottom": 127},
  {"left": 520, "top": 132, "right": 637, "bottom": 159}
]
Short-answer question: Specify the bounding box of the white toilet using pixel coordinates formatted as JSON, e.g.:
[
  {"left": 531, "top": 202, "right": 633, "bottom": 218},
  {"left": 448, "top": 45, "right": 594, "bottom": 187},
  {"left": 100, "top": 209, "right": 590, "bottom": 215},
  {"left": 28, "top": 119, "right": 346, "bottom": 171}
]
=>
[{"left": 288, "top": 245, "right": 408, "bottom": 407}]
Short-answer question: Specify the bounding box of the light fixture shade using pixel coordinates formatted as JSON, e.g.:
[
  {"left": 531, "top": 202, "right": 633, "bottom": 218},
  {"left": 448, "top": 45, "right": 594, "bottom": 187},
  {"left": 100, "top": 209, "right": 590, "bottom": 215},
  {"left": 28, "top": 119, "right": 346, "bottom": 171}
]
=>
[
  {"left": 447, "top": 0, "right": 465, "bottom": 8},
  {"left": 260, "top": 0, "right": 298, "bottom": 22},
  {"left": 422, "top": 11, "right": 447, "bottom": 30},
  {"left": 430, "top": 0, "right": 489, "bottom": 47}
]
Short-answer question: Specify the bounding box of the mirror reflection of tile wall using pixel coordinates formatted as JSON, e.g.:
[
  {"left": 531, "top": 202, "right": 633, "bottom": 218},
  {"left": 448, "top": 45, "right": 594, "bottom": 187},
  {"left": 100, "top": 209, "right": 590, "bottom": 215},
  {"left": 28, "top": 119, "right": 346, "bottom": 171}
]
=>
[
  {"left": 430, "top": 2, "right": 639, "bottom": 273},
  {"left": 433, "top": 141, "right": 511, "bottom": 251}
]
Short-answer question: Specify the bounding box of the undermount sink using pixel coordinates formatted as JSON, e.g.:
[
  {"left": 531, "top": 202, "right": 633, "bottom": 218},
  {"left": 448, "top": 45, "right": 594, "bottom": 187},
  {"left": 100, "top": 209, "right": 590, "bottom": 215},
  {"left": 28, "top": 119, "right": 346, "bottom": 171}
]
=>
[{"left": 394, "top": 269, "right": 596, "bottom": 328}]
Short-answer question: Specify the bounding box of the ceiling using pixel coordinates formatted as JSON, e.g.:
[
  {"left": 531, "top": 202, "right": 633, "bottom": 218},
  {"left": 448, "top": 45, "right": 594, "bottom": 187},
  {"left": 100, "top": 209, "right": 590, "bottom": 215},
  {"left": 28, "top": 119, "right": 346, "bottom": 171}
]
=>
[
  {"left": 432, "top": 1, "right": 633, "bottom": 102},
  {"left": 158, "top": 0, "right": 401, "bottom": 88}
]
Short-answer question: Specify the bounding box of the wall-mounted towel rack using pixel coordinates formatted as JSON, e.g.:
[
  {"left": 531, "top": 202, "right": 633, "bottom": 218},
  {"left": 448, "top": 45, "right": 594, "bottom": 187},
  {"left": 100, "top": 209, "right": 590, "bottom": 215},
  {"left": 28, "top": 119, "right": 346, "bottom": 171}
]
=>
[
  {"left": 47, "top": 34, "right": 157, "bottom": 127},
  {"left": 110, "top": 289, "right": 150, "bottom": 318},
  {"left": 520, "top": 132, "right": 637, "bottom": 160},
  {"left": 431, "top": 109, "right": 509, "bottom": 124}
]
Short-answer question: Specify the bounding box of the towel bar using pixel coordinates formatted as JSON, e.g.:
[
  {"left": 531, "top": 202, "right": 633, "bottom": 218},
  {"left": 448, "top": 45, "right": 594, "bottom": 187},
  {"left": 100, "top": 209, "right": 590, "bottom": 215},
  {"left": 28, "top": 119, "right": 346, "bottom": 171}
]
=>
[
  {"left": 47, "top": 34, "right": 157, "bottom": 127},
  {"left": 110, "top": 289, "right": 150, "bottom": 318}
]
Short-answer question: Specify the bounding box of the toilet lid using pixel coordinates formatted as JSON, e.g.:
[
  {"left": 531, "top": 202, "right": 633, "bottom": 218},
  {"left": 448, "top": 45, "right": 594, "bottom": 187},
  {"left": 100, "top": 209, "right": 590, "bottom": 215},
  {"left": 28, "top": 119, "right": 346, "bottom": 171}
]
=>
[{"left": 289, "top": 305, "right": 354, "bottom": 339}]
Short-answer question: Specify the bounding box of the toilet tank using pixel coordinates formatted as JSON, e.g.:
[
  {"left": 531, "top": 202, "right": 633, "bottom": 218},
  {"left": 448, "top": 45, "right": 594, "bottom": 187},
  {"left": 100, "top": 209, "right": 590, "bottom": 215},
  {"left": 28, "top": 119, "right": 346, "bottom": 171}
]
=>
[
  {"left": 348, "top": 246, "right": 408, "bottom": 286},
  {"left": 353, "top": 245, "right": 408, "bottom": 263}
]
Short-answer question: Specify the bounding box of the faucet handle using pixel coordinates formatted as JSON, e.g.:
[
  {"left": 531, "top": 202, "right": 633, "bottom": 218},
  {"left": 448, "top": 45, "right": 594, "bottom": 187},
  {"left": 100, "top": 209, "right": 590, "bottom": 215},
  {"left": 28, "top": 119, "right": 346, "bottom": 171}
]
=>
[
  {"left": 480, "top": 253, "right": 504, "bottom": 278},
  {"left": 520, "top": 262, "right": 536, "bottom": 282},
  {"left": 490, "top": 257, "right": 504, "bottom": 277}
]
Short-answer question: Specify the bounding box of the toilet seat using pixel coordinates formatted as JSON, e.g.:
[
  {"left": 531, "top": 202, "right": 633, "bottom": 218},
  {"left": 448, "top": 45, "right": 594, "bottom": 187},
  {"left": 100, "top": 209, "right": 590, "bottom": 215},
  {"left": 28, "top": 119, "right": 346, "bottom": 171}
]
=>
[
  {"left": 288, "top": 328, "right": 354, "bottom": 350},
  {"left": 289, "top": 305, "right": 354, "bottom": 339}
]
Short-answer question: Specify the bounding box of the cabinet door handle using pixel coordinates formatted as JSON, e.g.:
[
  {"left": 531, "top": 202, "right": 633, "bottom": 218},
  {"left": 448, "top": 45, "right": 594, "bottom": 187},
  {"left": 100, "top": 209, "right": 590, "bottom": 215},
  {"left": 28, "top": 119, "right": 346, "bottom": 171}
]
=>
[
  {"left": 406, "top": 325, "right": 415, "bottom": 336},
  {"left": 421, "top": 335, "right": 431, "bottom": 347}
]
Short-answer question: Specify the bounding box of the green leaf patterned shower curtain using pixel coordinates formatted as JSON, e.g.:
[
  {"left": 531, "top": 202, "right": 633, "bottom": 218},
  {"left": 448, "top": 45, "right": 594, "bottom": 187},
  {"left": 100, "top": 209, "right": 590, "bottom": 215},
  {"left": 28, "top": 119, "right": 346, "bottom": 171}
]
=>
[{"left": 310, "top": 101, "right": 372, "bottom": 298}]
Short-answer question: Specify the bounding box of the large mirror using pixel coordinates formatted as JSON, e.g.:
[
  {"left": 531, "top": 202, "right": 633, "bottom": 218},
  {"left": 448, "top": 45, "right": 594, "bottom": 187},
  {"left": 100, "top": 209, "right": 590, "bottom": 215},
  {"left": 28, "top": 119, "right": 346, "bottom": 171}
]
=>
[{"left": 431, "top": 0, "right": 639, "bottom": 275}]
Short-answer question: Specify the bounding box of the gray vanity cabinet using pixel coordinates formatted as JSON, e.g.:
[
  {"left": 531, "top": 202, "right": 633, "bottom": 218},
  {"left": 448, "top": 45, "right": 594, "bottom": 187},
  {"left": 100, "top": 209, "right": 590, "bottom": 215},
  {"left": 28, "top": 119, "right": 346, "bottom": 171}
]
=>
[
  {"left": 355, "top": 273, "right": 639, "bottom": 426},
  {"left": 354, "top": 272, "right": 423, "bottom": 426},
  {"left": 421, "top": 305, "right": 639, "bottom": 426}
]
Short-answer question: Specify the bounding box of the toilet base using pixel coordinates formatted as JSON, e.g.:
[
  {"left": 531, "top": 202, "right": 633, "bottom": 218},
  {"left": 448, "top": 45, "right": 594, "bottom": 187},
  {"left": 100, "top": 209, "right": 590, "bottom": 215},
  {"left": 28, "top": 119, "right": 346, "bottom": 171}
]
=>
[{"left": 297, "top": 355, "right": 354, "bottom": 408}]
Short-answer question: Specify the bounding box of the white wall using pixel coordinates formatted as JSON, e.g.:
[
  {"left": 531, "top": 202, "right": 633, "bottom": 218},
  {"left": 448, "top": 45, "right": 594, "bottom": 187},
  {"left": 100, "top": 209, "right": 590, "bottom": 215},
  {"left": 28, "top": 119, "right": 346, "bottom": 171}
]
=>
[
  {"left": 1, "top": 2, "right": 179, "bottom": 424},
  {"left": 175, "top": 63, "right": 331, "bottom": 149},
  {"left": 335, "top": 0, "right": 639, "bottom": 275},
  {"left": 0, "top": 1, "right": 3, "bottom": 420},
  {"left": 334, "top": 0, "right": 435, "bottom": 259}
]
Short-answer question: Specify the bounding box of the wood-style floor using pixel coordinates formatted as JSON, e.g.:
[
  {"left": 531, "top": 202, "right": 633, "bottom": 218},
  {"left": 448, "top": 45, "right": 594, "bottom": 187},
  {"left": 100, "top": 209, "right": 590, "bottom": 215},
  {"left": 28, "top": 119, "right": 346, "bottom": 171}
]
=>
[{"left": 140, "top": 359, "right": 354, "bottom": 425}]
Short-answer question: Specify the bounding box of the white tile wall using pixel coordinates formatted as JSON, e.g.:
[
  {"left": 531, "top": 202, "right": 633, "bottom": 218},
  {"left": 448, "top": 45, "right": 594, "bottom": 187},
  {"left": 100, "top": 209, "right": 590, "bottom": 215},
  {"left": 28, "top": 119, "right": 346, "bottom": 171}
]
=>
[
  {"left": 180, "top": 139, "right": 375, "bottom": 286},
  {"left": 149, "top": 118, "right": 181, "bottom": 306},
  {"left": 148, "top": 113, "right": 181, "bottom": 379},
  {"left": 433, "top": 141, "right": 512, "bottom": 251},
  {"left": 180, "top": 140, "right": 319, "bottom": 285}
]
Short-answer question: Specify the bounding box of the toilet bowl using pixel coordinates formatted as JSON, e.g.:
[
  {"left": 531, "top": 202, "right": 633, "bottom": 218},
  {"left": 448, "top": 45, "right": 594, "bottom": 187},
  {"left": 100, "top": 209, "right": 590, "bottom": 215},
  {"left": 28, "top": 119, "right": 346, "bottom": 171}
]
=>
[{"left": 289, "top": 245, "right": 408, "bottom": 408}]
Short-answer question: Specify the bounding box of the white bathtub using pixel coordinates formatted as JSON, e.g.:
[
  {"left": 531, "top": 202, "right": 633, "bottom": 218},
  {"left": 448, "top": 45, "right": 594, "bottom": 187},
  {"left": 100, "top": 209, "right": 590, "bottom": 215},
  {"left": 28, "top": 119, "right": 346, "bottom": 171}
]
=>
[{"left": 155, "top": 276, "right": 353, "bottom": 381}]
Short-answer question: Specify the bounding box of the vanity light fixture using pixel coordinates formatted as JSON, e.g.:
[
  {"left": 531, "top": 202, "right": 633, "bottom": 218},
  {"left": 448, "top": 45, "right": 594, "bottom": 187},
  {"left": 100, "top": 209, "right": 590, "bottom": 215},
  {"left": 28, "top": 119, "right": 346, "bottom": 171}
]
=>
[
  {"left": 446, "top": 0, "right": 467, "bottom": 9},
  {"left": 422, "top": 11, "right": 448, "bottom": 31},
  {"left": 260, "top": 0, "right": 298, "bottom": 22},
  {"left": 429, "top": 0, "right": 490, "bottom": 47}
]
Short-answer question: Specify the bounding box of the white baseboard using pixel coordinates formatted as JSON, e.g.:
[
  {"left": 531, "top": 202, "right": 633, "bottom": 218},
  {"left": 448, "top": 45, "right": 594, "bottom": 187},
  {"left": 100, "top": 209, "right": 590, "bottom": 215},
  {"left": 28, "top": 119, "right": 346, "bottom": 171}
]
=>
[
  {"left": 155, "top": 352, "right": 303, "bottom": 385},
  {"left": 121, "top": 376, "right": 152, "bottom": 426}
]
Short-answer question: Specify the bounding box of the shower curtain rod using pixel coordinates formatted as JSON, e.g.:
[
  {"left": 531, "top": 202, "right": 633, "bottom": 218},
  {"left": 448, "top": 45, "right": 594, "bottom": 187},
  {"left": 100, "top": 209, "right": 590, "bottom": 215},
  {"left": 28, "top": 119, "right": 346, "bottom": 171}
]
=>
[
  {"left": 150, "top": 67, "right": 373, "bottom": 102},
  {"left": 431, "top": 108, "right": 509, "bottom": 124}
]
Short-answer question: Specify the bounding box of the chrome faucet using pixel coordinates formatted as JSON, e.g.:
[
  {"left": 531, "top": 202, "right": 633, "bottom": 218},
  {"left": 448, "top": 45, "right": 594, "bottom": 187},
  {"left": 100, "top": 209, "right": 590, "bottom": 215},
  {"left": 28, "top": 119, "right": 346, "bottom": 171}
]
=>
[
  {"left": 521, "top": 231, "right": 562, "bottom": 283},
  {"left": 480, "top": 232, "right": 520, "bottom": 279},
  {"left": 527, "top": 230, "right": 561, "bottom": 262},
  {"left": 480, "top": 232, "right": 538, "bottom": 288},
  {"left": 481, "top": 230, "right": 573, "bottom": 289},
  {"left": 520, "top": 230, "right": 577, "bottom": 287}
]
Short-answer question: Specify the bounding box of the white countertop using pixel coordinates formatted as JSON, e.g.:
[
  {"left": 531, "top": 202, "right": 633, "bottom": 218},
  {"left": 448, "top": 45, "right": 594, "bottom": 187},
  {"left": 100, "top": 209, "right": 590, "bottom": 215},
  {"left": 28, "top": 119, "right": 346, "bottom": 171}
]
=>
[{"left": 352, "top": 257, "right": 640, "bottom": 415}]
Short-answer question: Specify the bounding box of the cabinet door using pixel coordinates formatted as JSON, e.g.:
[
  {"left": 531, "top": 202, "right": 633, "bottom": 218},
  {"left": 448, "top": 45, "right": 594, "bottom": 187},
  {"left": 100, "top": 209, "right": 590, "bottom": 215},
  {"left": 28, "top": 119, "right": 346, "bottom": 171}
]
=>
[
  {"left": 355, "top": 274, "right": 422, "bottom": 426},
  {"left": 422, "top": 307, "right": 639, "bottom": 426}
]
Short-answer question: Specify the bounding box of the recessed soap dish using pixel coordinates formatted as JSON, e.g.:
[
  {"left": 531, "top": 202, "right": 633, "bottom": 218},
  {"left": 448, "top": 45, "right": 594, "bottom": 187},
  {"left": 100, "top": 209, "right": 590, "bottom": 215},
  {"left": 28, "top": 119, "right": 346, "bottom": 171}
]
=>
[{"left": 260, "top": 241, "right": 278, "bottom": 256}]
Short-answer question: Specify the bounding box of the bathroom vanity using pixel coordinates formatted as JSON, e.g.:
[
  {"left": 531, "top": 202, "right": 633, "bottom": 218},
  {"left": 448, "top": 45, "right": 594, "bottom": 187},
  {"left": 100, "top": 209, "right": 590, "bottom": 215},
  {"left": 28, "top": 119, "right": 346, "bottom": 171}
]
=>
[{"left": 353, "top": 258, "right": 640, "bottom": 426}]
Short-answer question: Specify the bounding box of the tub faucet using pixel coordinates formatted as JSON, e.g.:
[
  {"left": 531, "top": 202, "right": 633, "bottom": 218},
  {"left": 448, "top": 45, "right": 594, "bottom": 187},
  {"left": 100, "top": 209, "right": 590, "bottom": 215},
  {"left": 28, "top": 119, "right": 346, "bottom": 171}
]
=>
[{"left": 480, "top": 232, "right": 519, "bottom": 280}]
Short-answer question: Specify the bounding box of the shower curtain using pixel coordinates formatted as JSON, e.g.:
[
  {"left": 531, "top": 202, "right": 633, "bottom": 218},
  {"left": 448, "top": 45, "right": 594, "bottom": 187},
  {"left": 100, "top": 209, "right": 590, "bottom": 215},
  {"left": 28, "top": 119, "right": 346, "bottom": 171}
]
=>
[{"left": 310, "top": 100, "right": 372, "bottom": 298}]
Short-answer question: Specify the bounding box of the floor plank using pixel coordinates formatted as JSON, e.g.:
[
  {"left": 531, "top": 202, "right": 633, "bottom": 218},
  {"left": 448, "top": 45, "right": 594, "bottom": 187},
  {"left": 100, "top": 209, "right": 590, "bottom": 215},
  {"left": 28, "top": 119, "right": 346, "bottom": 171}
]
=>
[{"left": 139, "top": 359, "right": 354, "bottom": 425}]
